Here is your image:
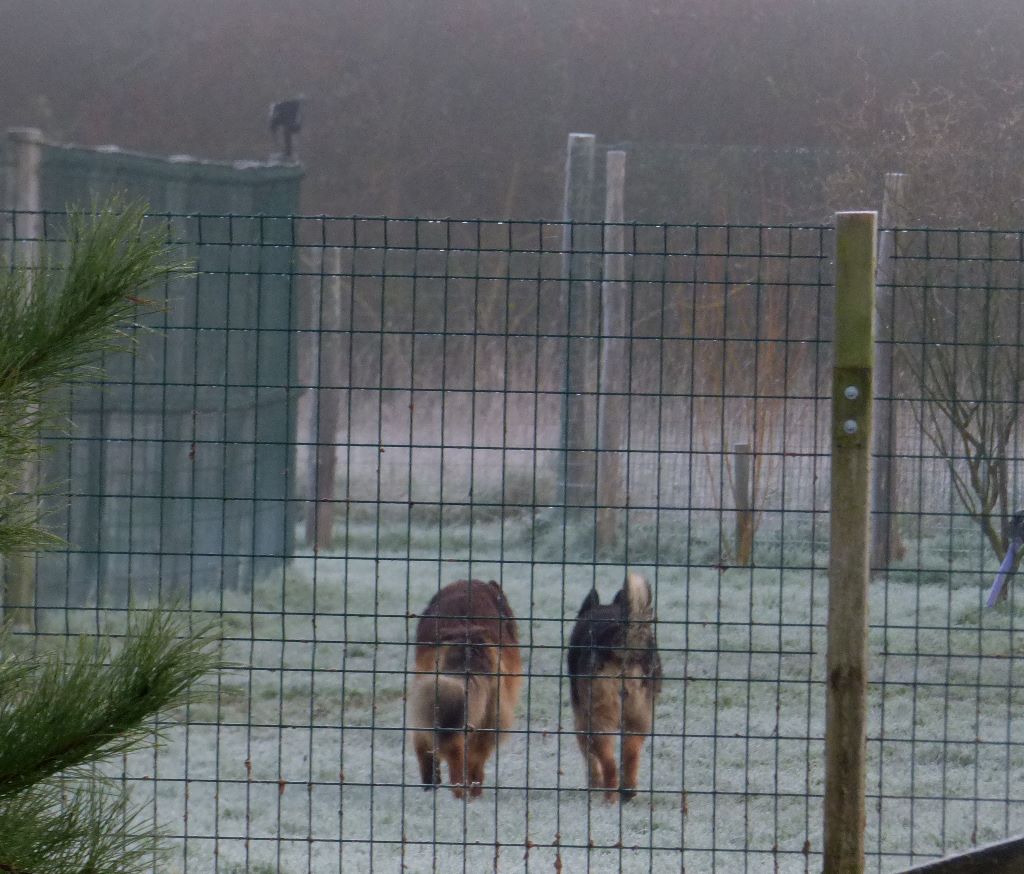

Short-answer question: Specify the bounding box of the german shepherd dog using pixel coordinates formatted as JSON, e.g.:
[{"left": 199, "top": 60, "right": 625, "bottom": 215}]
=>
[
  {"left": 568, "top": 571, "right": 662, "bottom": 801},
  {"left": 409, "top": 579, "right": 522, "bottom": 799}
]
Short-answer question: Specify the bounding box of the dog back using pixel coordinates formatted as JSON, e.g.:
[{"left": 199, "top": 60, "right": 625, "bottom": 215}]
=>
[
  {"left": 417, "top": 578, "right": 518, "bottom": 653},
  {"left": 411, "top": 579, "right": 522, "bottom": 796},
  {"left": 413, "top": 579, "right": 520, "bottom": 732},
  {"left": 568, "top": 574, "right": 661, "bottom": 708}
]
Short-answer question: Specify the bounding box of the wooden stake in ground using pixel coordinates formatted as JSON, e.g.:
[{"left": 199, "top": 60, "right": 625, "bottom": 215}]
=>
[
  {"left": 732, "top": 442, "right": 753, "bottom": 565},
  {"left": 306, "top": 246, "right": 345, "bottom": 552},
  {"left": 871, "top": 172, "right": 909, "bottom": 572},
  {"left": 824, "top": 210, "right": 876, "bottom": 874}
]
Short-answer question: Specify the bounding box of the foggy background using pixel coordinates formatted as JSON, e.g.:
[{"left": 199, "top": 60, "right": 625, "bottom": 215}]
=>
[
  {"left": 3, "top": 0, "right": 1024, "bottom": 224},
  {"left": 5, "top": 5, "right": 1024, "bottom": 872}
]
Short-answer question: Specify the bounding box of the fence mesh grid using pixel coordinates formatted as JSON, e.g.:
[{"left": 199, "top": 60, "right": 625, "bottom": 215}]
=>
[{"left": 2, "top": 211, "right": 1024, "bottom": 873}]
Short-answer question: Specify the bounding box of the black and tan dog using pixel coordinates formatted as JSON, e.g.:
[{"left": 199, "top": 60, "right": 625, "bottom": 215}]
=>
[
  {"left": 409, "top": 579, "right": 522, "bottom": 799},
  {"left": 567, "top": 571, "right": 662, "bottom": 801}
]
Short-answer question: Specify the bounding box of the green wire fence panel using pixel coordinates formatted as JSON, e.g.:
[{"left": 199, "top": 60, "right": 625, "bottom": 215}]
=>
[{"left": 1, "top": 212, "right": 1023, "bottom": 873}]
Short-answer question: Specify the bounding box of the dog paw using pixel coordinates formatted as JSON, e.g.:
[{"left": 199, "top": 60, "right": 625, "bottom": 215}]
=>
[{"left": 619, "top": 787, "right": 637, "bottom": 802}]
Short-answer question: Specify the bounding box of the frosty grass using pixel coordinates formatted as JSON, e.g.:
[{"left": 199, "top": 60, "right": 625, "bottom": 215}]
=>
[{"left": 36, "top": 519, "right": 1024, "bottom": 874}]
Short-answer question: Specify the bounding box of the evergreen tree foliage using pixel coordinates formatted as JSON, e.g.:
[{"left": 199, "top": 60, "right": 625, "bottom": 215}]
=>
[
  {"left": 0, "top": 203, "right": 220, "bottom": 872},
  {"left": 0, "top": 611, "right": 219, "bottom": 873},
  {"left": 0, "top": 203, "right": 175, "bottom": 554}
]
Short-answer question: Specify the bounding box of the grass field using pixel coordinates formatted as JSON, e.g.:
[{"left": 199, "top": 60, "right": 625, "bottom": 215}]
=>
[{"left": 33, "top": 517, "right": 1024, "bottom": 874}]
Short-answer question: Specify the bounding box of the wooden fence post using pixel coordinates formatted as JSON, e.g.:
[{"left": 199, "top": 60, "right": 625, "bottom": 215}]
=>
[
  {"left": 3, "top": 127, "right": 44, "bottom": 630},
  {"left": 824, "top": 210, "right": 876, "bottom": 874},
  {"left": 871, "top": 172, "right": 908, "bottom": 573},
  {"left": 305, "top": 246, "right": 345, "bottom": 552},
  {"left": 560, "top": 132, "right": 599, "bottom": 507},
  {"left": 596, "top": 150, "right": 627, "bottom": 553},
  {"left": 732, "top": 442, "right": 754, "bottom": 565}
]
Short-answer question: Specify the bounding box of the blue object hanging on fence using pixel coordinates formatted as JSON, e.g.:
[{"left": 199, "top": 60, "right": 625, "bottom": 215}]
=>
[{"left": 986, "top": 511, "right": 1024, "bottom": 607}]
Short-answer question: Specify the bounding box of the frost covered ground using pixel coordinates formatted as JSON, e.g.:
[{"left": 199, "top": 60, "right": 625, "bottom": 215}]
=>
[{"left": 36, "top": 518, "right": 1024, "bottom": 874}]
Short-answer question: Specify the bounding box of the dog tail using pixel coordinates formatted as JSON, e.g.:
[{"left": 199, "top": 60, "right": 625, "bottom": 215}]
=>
[
  {"left": 622, "top": 571, "right": 655, "bottom": 652},
  {"left": 411, "top": 673, "right": 467, "bottom": 734}
]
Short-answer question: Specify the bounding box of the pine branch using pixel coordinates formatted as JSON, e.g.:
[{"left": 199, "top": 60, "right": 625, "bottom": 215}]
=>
[
  {"left": 0, "top": 202, "right": 212, "bottom": 872},
  {"left": 0, "top": 610, "right": 220, "bottom": 874},
  {"left": 0, "top": 204, "right": 178, "bottom": 397},
  {"left": 0, "top": 202, "right": 184, "bottom": 558},
  {"left": 0, "top": 610, "right": 220, "bottom": 797},
  {"left": 0, "top": 512, "right": 61, "bottom": 560},
  {"left": 0, "top": 782, "right": 156, "bottom": 874}
]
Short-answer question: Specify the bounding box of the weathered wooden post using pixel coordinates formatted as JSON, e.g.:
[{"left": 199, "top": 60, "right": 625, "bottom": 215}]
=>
[
  {"left": 596, "top": 150, "right": 628, "bottom": 553},
  {"left": 305, "top": 246, "right": 345, "bottom": 552},
  {"left": 732, "top": 442, "right": 754, "bottom": 565},
  {"left": 560, "top": 133, "right": 599, "bottom": 508},
  {"left": 871, "top": 172, "right": 908, "bottom": 573},
  {"left": 3, "top": 127, "right": 44, "bottom": 629},
  {"left": 824, "top": 210, "right": 876, "bottom": 873}
]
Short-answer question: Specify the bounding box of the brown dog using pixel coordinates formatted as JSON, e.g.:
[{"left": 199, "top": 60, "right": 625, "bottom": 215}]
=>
[
  {"left": 567, "top": 571, "right": 662, "bottom": 802},
  {"left": 409, "top": 579, "right": 522, "bottom": 799}
]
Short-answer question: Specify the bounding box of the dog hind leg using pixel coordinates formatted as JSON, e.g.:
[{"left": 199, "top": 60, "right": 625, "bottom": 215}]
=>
[
  {"left": 576, "top": 731, "right": 618, "bottom": 801},
  {"left": 466, "top": 729, "right": 496, "bottom": 797},
  {"left": 575, "top": 676, "right": 622, "bottom": 802},
  {"left": 414, "top": 732, "right": 440, "bottom": 790},
  {"left": 593, "top": 734, "right": 619, "bottom": 801},
  {"left": 445, "top": 737, "right": 468, "bottom": 799},
  {"left": 620, "top": 682, "right": 654, "bottom": 802},
  {"left": 619, "top": 734, "right": 646, "bottom": 801}
]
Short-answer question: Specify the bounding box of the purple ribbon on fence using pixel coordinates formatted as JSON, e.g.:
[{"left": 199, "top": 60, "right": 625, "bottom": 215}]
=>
[{"left": 986, "top": 538, "right": 1021, "bottom": 608}]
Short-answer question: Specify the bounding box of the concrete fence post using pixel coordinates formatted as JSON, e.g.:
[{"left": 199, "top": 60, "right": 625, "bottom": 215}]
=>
[
  {"left": 871, "top": 172, "right": 909, "bottom": 573},
  {"left": 596, "top": 150, "right": 628, "bottom": 553},
  {"left": 3, "top": 127, "right": 45, "bottom": 629},
  {"left": 560, "top": 132, "right": 599, "bottom": 508}
]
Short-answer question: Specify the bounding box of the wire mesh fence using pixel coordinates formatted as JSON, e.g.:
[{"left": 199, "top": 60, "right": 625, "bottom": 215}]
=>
[{"left": 3, "top": 210, "right": 1024, "bottom": 872}]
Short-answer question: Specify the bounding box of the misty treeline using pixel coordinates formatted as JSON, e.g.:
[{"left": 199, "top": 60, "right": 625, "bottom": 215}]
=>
[
  {"left": 290, "top": 214, "right": 1024, "bottom": 564},
  {"left": 4, "top": 0, "right": 1024, "bottom": 224},
  {"left": 9, "top": 0, "right": 1024, "bottom": 552}
]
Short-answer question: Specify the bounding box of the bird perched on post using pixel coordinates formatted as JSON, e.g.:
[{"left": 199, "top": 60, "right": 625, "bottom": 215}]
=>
[{"left": 269, "top": 96, "right": 304, "bottom": 160}]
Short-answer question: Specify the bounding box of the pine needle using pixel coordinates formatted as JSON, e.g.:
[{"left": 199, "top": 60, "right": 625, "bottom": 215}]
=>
[
  {"left": 0, "top": 610, "right": 221, "bottom": 873},
  {"left": 0, "top": 610, "right": 221, "bottom": 796},
  {"left": 0, "top": 201, "right": 184, "bottom": 558},
  {"left": 0, "top": 201, "right": 214, "bottom": 874}
]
